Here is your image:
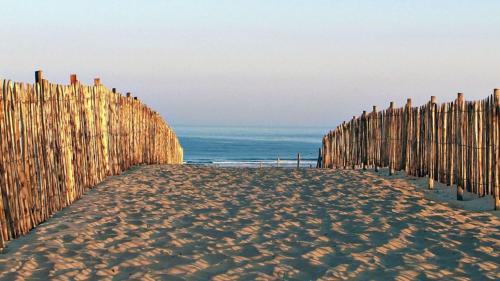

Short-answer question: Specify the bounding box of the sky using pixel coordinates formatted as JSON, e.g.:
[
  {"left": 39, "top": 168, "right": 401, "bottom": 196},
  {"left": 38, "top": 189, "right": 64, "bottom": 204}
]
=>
[{"left": 1, "top": 0, "right": 499, "bottom": 127}]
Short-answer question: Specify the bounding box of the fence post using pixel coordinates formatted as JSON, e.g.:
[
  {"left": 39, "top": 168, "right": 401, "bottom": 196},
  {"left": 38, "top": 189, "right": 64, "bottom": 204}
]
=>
[
  {"left": 428, "top": 96, "right": 437, "bottom": 189},
  {"left": 494, "top": 89, "right": 500, "bottom": 210},
  {"left": 70, "top": 74, "right": 78, "bottom": 85},
  {"left": 405, "top": 98, "right": 412, "bottom": 174},
  {"left": 389, "top": 102, "right": 395, "bottom": 175},
  {"left": 372, "top": 106, "right": 378, "bottom": 172},
  {"left": 35, "top": 70, "right": 43, "bottom": 83},
  {"left": 351, "top": 116, "right": 356, "bottom": 170},
  {"left": 297, "top": 153, "right": 300, "bottom": 169},
  {"left": 361, "top": 110, "right": 367, "bottom": 170},
  {"left": 316, "top": 147, "right": 322, "bottom": 168},
  {"left": 94, "top": 78, "right": 101, "bottom": 86},
  {"left": 457, "top": 93, "right": 465, "bottom": 200}
]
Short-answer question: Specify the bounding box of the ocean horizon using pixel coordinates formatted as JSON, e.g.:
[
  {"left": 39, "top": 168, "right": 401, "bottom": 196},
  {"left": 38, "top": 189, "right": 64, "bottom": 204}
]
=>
[{"left": 173, "top": 125, "right": 329, "bottom": 167}]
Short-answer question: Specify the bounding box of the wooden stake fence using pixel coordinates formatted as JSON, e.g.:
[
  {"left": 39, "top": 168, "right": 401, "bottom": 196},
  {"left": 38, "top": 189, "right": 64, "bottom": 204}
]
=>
[
  {"left": 0, "top": 72, "right": 183, "bottom": 247},
  {"left": 322, "top": 92, "right": 500, "bottom": 210}
]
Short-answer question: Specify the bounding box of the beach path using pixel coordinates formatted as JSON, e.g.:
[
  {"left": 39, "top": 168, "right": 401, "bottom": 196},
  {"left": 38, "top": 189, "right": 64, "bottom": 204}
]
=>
[{"left": 0, "top": 165, "right": 499, "bottom": 280}]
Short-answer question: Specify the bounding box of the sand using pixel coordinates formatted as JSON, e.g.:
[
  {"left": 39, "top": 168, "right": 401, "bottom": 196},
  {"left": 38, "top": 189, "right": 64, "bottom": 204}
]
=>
[{"left": 0, "top": 165, "right": 499, "bottom": 280}]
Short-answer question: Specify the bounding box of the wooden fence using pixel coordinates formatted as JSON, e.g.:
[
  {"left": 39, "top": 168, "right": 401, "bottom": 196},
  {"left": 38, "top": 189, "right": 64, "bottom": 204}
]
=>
[
  {"left": 0, "top": 72, "right": 183, "bottom": 247},
  {"left": 321, "top": 91, "right": 500, "bottom": 210}
]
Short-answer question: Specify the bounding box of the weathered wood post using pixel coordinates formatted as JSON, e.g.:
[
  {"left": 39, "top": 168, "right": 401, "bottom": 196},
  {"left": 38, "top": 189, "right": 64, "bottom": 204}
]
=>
[
  {"left": 70, "top": 74, "right": 78, "bottom": 85},
  {"left": 457, "top": 93, "right": 465, "bottom": 200},
  {"left": 494, "top": 89, "right": 500, "bottom": 210},
  {"left": 352, "top": 116, "right": 356, "bottom": 170},
  {"left": 428, "top": 96, "right": 437, "bottom": 189},
  {"left": 362, "top": 110, "right": 367, "bottom": 170},
  {"left": 35, "top": 70, "right": 43, "bottom": 83},
  {"left": 317, "top": 147, "right": 321, "bottom": 168},
  {"left": 112, "top": 88, "right": 117, "bottom": 93},
  {"left": 389, "top": 101, "right": 395, "bottom": 175},
  {"left": 373, "top": 105, "right": 378, "bottom": 172},
  {"left": 126, "top": 92, "right": 131, "bottom": 98},
  {"left": 322, "top": 136, "right": 328, "bottom": 168},
  {"left": 297, "top": 153, "right": 301, "bottom": 169},
  {"left": 94, "top": 78, "right": 101, "bottom": 86},
  {"left": 405, "top": 98, "right": 412, "bottom": 173}
]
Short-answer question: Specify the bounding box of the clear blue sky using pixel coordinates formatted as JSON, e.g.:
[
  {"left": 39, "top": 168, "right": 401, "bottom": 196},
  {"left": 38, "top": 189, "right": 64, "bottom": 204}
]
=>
[{"left": 1, "top": 0, "right": 499, "bottom": 127}]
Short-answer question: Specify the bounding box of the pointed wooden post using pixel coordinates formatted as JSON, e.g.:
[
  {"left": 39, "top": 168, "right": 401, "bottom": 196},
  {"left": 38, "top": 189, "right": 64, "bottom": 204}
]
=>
[
  {"left": 112, "top": 88, "right": 117, "bottom": 93},
  {"left": 297, "top": 153, "right": 301, "bottom": 169},
  {"left": 94, "top": 78, "right": 101, "bottom": 86},
  {"left": 126, "top": 92, "right": 131, "bottom": 98}
]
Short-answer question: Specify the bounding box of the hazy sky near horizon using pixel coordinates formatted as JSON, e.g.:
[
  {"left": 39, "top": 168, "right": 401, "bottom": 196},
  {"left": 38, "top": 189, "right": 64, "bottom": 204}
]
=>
[{"left": 1, "top": 0, "right": 499, "bottom": 127}]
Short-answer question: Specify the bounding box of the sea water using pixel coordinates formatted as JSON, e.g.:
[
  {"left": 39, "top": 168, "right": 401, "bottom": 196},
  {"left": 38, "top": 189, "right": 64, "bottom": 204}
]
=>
[{"left": 174, "top": 126, "right": 329, "bottom": 167}]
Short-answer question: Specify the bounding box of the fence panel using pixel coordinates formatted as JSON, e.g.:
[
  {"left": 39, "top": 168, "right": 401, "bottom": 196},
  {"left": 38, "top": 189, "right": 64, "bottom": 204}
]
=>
[
  {"left": 322, "top": 92, "right": 500, "bottom": 210},
  {"left": 0, "top": 76, "right": 183, "bottom": 247}
]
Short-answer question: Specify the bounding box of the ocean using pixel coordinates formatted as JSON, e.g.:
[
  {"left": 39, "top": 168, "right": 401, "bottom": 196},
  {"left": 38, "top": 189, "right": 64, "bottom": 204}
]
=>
[{"left": 173, "top": 126, "right": 329, "bottom": 167}]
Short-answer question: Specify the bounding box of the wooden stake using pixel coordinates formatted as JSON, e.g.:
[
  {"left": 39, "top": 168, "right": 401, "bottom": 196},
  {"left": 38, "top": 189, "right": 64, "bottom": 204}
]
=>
[
  {"left": 35, "top": 70, "right": 43, "bottom": 83},
  {"left": 70, "top": 74, "right": 78, "bottom": 85},
  {"left": 316, "top": 147, "right": 322, "bottom": 168},
  {"left": 429, "top": 96, "right": 437, "bottom": 189},
  {"left": 373, "top": 105, "right": 378, "bottom": 172},
  {"left": 389, "top": 101, "right": 395, "bottom": 175},
  {"left": 494, "top": 89, "right": 500, "bottom": 209},
  {"left": 405, "top": 98, "right": 412, "bottom": 174},
  {"left": 457, "top": 184, "right": 464, "bottom": 201},
  {"left": 297, "top": 153, "right": 301, "bottom": 169}
]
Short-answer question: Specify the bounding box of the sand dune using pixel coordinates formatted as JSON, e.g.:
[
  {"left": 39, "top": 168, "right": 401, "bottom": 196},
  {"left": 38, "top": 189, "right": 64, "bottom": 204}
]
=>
[{"left": 0, "top": 165, "right": 499, "bottom": 280}]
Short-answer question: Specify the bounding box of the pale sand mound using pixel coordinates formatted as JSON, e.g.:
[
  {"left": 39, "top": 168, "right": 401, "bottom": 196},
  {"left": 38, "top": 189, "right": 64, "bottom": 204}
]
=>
[{"left": 0, "top": 165, "right": 499, "bottom": 280}]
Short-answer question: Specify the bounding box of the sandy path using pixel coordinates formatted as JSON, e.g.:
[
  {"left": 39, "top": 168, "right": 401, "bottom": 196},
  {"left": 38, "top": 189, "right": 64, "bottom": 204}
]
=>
[{"left": 0, "top": 165, "right": 499, "bottom": 280}]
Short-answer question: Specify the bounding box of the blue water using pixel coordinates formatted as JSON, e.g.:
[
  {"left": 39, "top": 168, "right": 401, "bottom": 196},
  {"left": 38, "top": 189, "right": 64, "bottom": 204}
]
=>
[{"left": 174, "top": 126, "right": 328, "bottom": 167}]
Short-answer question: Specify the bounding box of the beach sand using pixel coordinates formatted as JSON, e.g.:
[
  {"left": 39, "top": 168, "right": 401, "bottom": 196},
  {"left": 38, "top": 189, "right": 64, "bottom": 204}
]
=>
[{"left": 0, "top": 165, "right": 499, "bottom": 280}]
